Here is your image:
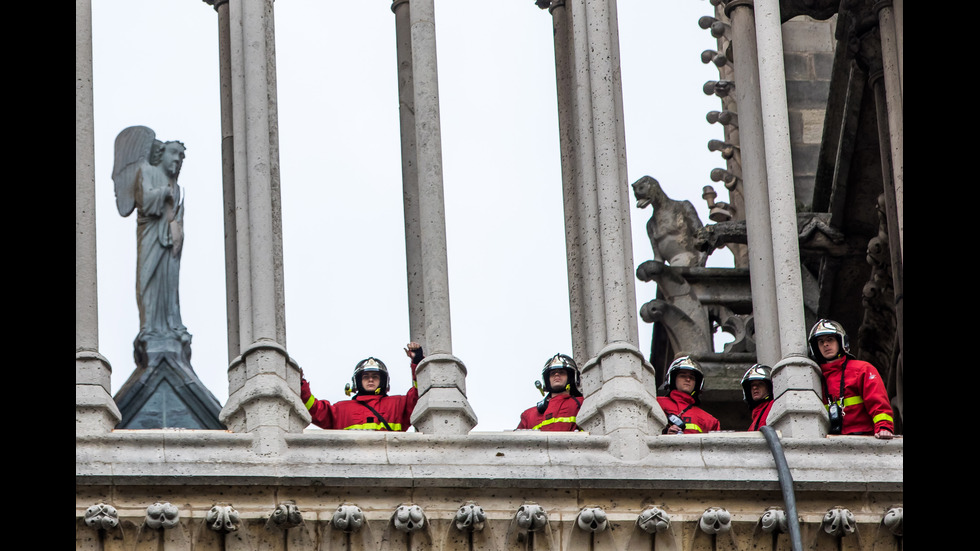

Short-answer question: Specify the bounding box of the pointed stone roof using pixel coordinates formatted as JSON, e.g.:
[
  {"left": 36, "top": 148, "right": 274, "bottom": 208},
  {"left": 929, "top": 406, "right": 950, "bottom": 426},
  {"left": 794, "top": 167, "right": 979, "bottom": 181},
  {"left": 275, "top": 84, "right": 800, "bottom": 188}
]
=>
[{"left": 114, "top": 353, "right": 224, "bottom": 430}]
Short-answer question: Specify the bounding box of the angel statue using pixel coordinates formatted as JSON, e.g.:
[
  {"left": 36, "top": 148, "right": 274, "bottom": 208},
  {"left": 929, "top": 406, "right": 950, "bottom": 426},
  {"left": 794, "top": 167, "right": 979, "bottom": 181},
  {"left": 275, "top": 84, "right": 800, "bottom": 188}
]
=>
[{"left": 112, "top": 126, "right": 191, "bottom": 368}]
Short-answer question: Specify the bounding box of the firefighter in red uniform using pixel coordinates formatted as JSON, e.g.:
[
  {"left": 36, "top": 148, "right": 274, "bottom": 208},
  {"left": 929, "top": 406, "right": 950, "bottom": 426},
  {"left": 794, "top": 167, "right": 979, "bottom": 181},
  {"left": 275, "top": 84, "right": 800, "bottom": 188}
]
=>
[
  {"left": 657, "top": 356, "right": 720, "bottom": 434},
  {"left": 300, "top": 342, "right": 422, "bottom": 431},
  {"left": 808, "top": 320, "right": 894, "bottom": 439},
  {"left": 516, "top": 354, "right": 583, "bottom": 431},
  {"left": 741, "top": 364, "right": 774, "bottom": 431}
]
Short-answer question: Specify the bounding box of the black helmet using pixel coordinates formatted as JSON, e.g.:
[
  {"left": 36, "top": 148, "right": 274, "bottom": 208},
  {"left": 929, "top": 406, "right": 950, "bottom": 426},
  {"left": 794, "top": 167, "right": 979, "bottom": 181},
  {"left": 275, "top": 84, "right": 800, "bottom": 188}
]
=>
[
  {"left": 540, "top": 353, "right": 582, "bottom": 397},
  {"left": 807, "top": 319, "right": 850, "bottom": 360},
  {"left": 346, "top": 357, "right": 390, "bottom": 396},
  {"left": 740, "top": 364, "right": 773, "bottom": 407},
  {"left": 665, "top": 355, "right": 705, "bottom": 398}
]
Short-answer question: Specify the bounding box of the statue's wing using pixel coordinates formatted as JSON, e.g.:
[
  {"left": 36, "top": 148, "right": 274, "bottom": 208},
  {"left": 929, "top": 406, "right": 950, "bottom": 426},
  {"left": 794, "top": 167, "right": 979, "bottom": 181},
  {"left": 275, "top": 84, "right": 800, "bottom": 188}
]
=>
[{"left": 112, "top": 126, "right": 156, "bottom": 217}]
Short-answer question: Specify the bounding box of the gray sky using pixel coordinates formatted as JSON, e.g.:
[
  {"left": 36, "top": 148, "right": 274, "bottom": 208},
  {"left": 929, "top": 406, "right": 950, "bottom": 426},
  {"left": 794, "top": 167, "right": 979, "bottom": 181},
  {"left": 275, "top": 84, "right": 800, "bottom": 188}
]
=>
[{"left": 90, "top": 0, "right": 732, "bottom": 431}]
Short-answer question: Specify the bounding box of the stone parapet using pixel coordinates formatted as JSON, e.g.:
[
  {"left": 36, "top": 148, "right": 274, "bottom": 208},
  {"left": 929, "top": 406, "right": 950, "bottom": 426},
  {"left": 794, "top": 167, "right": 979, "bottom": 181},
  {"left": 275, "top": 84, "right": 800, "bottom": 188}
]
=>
[
  {"left": 77, "top": 430, "right": 902, "bottom": 550},
  {"left": 77, "top": 430, "right": 902, "bottom": 491}
]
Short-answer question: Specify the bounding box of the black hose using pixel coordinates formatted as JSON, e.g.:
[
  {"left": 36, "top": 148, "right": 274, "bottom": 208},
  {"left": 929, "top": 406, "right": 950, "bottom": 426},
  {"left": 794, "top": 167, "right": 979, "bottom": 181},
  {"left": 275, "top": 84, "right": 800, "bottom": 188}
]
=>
[{"left": 760, "top": 426, "right": 803, "bottom": 551}]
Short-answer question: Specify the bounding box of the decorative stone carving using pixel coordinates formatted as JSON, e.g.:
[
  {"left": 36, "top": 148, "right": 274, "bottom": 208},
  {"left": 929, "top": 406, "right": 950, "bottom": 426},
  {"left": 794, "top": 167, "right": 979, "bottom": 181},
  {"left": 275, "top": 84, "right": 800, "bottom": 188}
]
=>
[
  {"left": 393, "top": 504, "right": 426, "bottom": 533},
  {"left": 701, "top": 49, "right": 729, "bottom": 68},
  {"left": 454, "top": 502, "right": 486, "bottom": 532},
  {"left": 515, "top": 503, "right": 548, "bottom": 532},
  {"left": 883, "top": 507, "right": 903, "bottom": 536},
  {"left": 631, "top": 175, "right": 707, "bottom": 267},
  {"left": 576, "top": 507, "right": 608, "bottom": 532},
  {"left": 706, "top": 110, "right": 738, "bottom": 128},
  {"left": 145, "top": 502, "right": 180, "bottom": 530},
  {"left": 822, "top": 507, "right": 855, "bottom": 537},
  {"left": 713, "top": 307, "right": 755, "bottom": 353},
  {"left": 331, "top": 504, "right": 365, "bottom": 533},
  {"left": 702, "top": 185, "right": 734, "bottom": 222},
  {"left": 699, "top": 507, "right": 732, "bottom": 534},
  {"left": 206, "top": 505, "right": 240, "bottom": 533},
  {"left": 84, "top": 503, "right": 119, "bottom": 530},
  {"left": 698, "top": 16, "right": 729, "bottom": 38},
  {"left": 760, "top": 507, "right": 788, "bottom": 534},
  {"left": 637, "top": 507, "right": 671, "bottom": 534},
  {"left": 268, "top": 501, "right": 303, "bottom": 529},
  {"left": 112, "top": 126, "right": 191, "bottom": 368},
  {"left": 703, "top": 80, "right": 734, "bottom": 98},
  {"left": 707, "top": 140, "right": 737, "bottom": 160},
  {"left": 710, "top": 168, "right": 739, "bottom": 191}
]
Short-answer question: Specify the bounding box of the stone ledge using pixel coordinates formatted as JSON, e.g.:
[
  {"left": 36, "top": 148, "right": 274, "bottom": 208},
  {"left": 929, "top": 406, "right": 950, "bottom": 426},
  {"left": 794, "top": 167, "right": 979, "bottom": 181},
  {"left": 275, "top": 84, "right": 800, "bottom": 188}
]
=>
[{"left": 76, "top": 429, "right": 902, "bottom": 492}]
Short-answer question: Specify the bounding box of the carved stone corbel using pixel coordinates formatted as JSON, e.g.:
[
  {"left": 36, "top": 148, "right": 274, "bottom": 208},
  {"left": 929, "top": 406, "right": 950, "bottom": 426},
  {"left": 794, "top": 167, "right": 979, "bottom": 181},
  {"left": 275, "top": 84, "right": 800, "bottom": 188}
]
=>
[
  {"left": 145, "top": 502, "right": 180, "bottom": 530},
  {"left": 268, "top": 501, "right": 303, "bottom": 530},
  {"left": 454, "top": 502, "right": 486, "bottom": 532},
  {"left": 576, "top": 507, "right": 608, "bottom": 532},
  {"left": 699, "top": 507, "right": 732, "bottom": 534},
  {"left": 84, "top": 503, "right": 119, "bottom": 530},
  {"left": 515, "top": 503, "right": 548, "bottom": 532},
  {"left": 760, "top": 507, "right": 788, "bottom": 534},
  {"left": 822, "top": 507, "right": 855, "bottom": 537},
  {"left": 206, "top": 505, "right": 240, "bottom": 533},
  {"left": 883, "top": 507, "right": 903, "bottom": 536},
  {"left": 637, "top": 506, "right": 671, "bottom": 534},
  {"left": 393, "top": 504, "right": 426, "bottom": 533},
  {"left": 331, "top": 504, "right": 365, "bottom": 533}
]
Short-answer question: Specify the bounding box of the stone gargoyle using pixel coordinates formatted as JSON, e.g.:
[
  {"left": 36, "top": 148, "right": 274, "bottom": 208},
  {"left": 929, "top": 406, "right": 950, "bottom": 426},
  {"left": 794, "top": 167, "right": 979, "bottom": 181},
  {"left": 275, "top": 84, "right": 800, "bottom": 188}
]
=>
[{"left": 632, "top": 175, "right": 708, "bottom": 267}]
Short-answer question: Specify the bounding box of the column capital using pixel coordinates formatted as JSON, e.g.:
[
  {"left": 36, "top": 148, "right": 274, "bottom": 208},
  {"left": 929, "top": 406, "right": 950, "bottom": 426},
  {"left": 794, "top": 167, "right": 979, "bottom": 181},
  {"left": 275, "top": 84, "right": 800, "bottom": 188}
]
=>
[
  {"left": 723, "top": 0, "right": 754, "bottom": 18},
  {"left": 411, "top": 354, "right": 478, "bottom": 434},
  {"left": 76, "top": 351, "right": 122, "bottom": 435},
  {"left": 767, "top": 355, "right": 828, "bottom": 438},
  {"left": 202, "top": 0, "right": 228, "bottom": 12},
  {"left": 221, "top": 340, "right": 310, "bottom": 438},
  {"left": 577, "top": 343, "right": 666, "bottom": 459},
  {"left": 535, "top": 0, "right": 566, "bottom": 14}
]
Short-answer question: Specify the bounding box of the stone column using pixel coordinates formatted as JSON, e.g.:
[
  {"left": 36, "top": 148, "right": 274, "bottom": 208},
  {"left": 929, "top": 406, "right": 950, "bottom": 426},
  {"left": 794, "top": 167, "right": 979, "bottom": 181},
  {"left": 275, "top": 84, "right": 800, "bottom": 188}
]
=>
[
  {"left": 211, "top": 0, "right": 241, "bottom": 363},
  {"left": 392, "top": 0, "right": 426, "bottom": 344},
  {"left": 752, "top": 0, "right": 825, "bottom": 438},
  {"left": 407, "top": 0, "right": 477, "bottom": 434},
  {"left": 543, "top": 0, "right": 588, "bottom": 363},
  {"left": 549, "top": 0, "right": 663, "bottom": 459},
  {"left": 76, "top": 0, "right": 121, "bottom": 435},
  {"left": 869, "top": 65, "right": 904, "bottom": 370},
  {"left": 212, "top": 0, "right": 309, "bottom": 449},
  {"left": 723, "top": 0, "right": 781, "bottom": 367},
  {"left": 874, "top": 0, "right": 903, "bottom": 259}
]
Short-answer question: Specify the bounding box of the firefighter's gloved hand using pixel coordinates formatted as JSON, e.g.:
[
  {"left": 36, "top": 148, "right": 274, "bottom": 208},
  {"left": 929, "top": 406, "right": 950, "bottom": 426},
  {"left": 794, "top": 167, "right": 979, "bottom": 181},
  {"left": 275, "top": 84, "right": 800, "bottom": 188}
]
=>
[{"left": 405, "top": 342, "right": 424, "bottom": 364}]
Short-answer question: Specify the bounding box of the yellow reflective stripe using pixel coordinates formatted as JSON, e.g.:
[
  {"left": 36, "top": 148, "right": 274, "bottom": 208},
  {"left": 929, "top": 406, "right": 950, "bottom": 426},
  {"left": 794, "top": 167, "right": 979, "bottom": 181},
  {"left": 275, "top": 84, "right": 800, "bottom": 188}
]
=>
[
  {"left": 343, "top": 422, "right": 403, "bottom": 431},
  {"left": 824, "top": 396, "right": 864, "bottom": 409},
  {"left": 305, "top": 395, "right": 316, "bottom": 410},
  {"left": 873, "top": 412, "right": 893, "bottom": 424},
  {"left": 684, "top": 423, "right": 704, "bottom": 433},
  {"left": 532, "top": 416, "right": 577, "bottom": 430}
]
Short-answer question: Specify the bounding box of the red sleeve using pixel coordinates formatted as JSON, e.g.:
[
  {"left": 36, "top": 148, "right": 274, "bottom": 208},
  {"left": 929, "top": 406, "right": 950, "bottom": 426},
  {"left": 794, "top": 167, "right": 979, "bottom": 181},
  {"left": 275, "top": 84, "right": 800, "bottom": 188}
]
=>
[
  {"left": 861, "top": 365, "right": 895, "bottom": 433},
  {"left": 301, "top": 378, "right": 336, "bottom": 429},
  {"left": 516, "top": 408, "right": 534, "bottom": 430},
  {"left": 402, "top": 362, "right": 420, "bottom": 425}
]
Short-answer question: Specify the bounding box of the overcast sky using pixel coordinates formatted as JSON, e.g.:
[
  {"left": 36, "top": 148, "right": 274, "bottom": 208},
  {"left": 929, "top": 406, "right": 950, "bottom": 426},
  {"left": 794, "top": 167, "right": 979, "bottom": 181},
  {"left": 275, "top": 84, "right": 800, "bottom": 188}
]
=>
[{"left": 89, "top": 0, "right": 732, "bottom": 431}]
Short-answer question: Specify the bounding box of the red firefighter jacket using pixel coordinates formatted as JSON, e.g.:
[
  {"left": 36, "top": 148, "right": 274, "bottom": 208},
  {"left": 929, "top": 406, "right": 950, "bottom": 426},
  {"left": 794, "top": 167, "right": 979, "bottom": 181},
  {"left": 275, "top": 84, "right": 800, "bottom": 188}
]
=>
[
  {"left": 747, "top": 399, "right": 774, "bottom": 431},
  {"left": 657, "top": 390, "right": 721, "bottom": 434},
  {"left": 300, "top": 363, "right": 419, "bottom": 431},
  {"left": 819, "top": 356, "right": 894, "bottom": 435},
  {"left": 516, "top": 393, "right": 582, "bottom": 431}
]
